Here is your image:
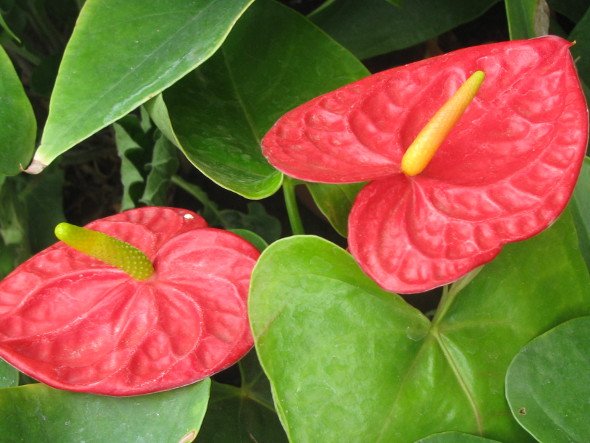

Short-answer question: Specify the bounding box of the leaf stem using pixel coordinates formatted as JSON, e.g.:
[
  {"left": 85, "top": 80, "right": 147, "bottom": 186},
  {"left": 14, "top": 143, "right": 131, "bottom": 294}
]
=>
[{"left": 282, "top": 176, "right": 304, "bottom": 235}]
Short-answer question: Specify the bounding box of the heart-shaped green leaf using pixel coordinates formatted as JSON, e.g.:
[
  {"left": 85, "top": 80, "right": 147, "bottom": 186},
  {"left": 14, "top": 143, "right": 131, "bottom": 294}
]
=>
[
  {"left": 249, "top": 211, "right": 590, "bottom": 442},
  {"left": 153, "top": 0, "right": 368, "bottom": 199},
  {"left": 28, "top": 0, "right": 254, "bottom": 172},
  {"left": 0, "top": 46, "right": 36, "bottom": 175},
  {"left": 310, "top": 0, "right": 498, "bottom": 59},
  {"left": 505, "top": 316, "right": 590, "bottom": 442},
  {"left": 198, "top": 352, "right": 287, "bottom": 442},
  {"left": 0, "top": 379, "right": 210, "bottom": 441},
  {"left": 0, "top": 359, "right": 18, "bottom": 388}
]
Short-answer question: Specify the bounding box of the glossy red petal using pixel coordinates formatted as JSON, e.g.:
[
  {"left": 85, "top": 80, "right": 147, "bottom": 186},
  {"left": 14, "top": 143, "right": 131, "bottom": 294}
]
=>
[
  {"left": 0, "top": 207, "right": 260, "bottom": 395},
  {"left": 349, "top": 161, "right": 581, "bottom": 293},
  {"left": 262, "top": 36, "right": 586, "bottom": 185}
]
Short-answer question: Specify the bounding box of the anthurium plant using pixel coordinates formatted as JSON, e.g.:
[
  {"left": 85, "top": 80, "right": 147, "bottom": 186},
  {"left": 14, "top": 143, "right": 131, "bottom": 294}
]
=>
[{"left": 0, "top": 1, "right": 589, "bottom": 442}]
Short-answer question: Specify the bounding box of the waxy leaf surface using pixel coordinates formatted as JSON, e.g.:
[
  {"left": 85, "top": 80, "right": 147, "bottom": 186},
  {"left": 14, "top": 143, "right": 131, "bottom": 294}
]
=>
[
  {"left": 310, "top": 0, "right": 498, "bottom": 59},
  {"left": 28, "top": 0, "right": 254, "bottom": 171},
  {"left": 249, "top": 211, "right": 590, "bottom": 442},
  {"left": 0, "top": 358, "right": 17, "bottom": 388},
  {"left": 0, "top": 207, "right": 259, "bottom": 395},
  {"left": 505, "top": 316, "right": 590, "bottom": 442},
  {"left": 0, "top": 46, "right": 36, "bottom": 175},
  {"left": 262, "top": 36, "right": 588, "bottom": 293},
  {"left": 156, "top": 0, "right": 368, "bottom": 199},
  {"left": 417, "top": 432, "right": 501, "bottom": 443},
  {"left": 0, "top": 379, "right": 210, "bottom": 442}
]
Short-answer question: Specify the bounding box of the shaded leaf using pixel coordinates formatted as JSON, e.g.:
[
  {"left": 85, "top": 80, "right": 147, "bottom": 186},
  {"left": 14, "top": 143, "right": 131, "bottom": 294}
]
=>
[
  {"left": 230, "top": 229, "right": 268, "bottom": 253},
  {"left": 0, "top": 379, "right": 210, "bottom": 442},
  {"left": 198, "top": 352, "right": 287, "bottom": 442},
  {"left": 506, "top": 316, "right": 590, "bottom": 442},
  {"left": 570, "top": 7, "right": 590, "bottom": 87},
  {"left": 116, "top": 115, "right": 178, "bottom": 210},
  {"left": 310, "top": 0, "right": 498, "bottom": 60},
  {"left": 0, "top": 11, "right": 20, "bottom": 43},
  {"left": 220, "top": 203, "right": 281, "bottom": 244},
  {"left": 0, "top": 45, "right": 36, "bottom": 175},
  {"left": 170, "top": 175, "right": 224, "bottom": 225},
  {"left": 115, "top": 118, "right": 147, "bottom": 210},
  {"left": 249, "top": 211, "right": 590, "bottom": 442},
  {"left": 29, "top": 0, "right": 255, "bottom": 170},
  {"left": 571, "top": 157, "right": 590, "bottom": 270},
  {"left": 306, "top": 182, "right": 364, "bottom": 237},
  {"left": 155, "top": 0, "right": 367, "bottom": 198},
  {"left": 171, "top": 176, "right": 282, "bottom": 242},
  {"left": 140, "top": 134, "right": 179, "bottom": 206},
  {"left": 547, "top": 0, "right": 590, "bottom": 22},
  {"left": 17, "top": 164, "right": 64, "bottom": 252}
]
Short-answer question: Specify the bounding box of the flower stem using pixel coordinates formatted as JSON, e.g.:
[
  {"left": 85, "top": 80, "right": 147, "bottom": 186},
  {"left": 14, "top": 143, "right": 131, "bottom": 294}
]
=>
[{"left": 282, "top": 177, "right": 304, "bottom": 235}]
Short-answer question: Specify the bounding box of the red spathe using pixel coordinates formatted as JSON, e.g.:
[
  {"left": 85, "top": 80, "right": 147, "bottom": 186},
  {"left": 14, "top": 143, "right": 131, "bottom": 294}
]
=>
[
  {"left": 262, "top": 36, "right": 588, "bottom": 293},
  {"left": 0, "top": 207, "right": 259, "bottom": 395}
]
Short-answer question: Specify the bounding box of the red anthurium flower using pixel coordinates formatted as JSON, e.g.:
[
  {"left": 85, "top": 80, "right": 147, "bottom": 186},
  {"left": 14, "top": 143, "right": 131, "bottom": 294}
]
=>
[
  {"left": 262, "top": 36, "right": 588, "bottom": 294},
  {"left": 0, "top": 207, "right": 259, "bottom": 395}
]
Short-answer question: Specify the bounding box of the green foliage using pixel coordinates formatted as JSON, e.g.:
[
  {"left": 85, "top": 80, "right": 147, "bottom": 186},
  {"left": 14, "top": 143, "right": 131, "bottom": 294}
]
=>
[
  {"left": 154, "top": 0, "right": 367, "bottom": 199},
  {"left": 198, "top": 352, "right": 287, "bottom": 442},
  {"left": 250, "top": 212, "right": 590, "bottom": 442},
  {"left": 505, "top": 0, "right": 550, "bottom": 39},
  {"left": 0, "top": 46, "right": 36, "bottom": 175},
  {"left": 1, "top": 0, "right": 590, "bottom": 441},
  {"left": 416, "top": 432, "right": 501, "bottom": 442},
  {"left": 0, "top": 380, "right": 210, "bottom": 442},
  {"left": 572, "top": 157, "right": 590, "bottom": 270},
  {"left": 32, "top": 0, "right": 255, "bottom": 169},
  {"left": 310, "top": 0, "right": 499, "bottom": 59},
  {"left": 506, "top": 316, "right": 590, "bottom": 442},
  {"left": 0, "top": 359, "right": 18, "bottom": 388}
]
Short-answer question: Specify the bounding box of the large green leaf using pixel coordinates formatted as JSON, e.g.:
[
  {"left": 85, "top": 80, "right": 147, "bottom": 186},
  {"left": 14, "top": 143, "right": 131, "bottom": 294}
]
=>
[
  {"left": 505, "top": 0, "right": 550, "bottom": 39},
  {"left": 571, "top": 157, "right": 590, "bottom": 270},
  {"left": 0, "top": 359, "right": 18, "bottom": 388},
  {"left": 27, "top": 0, "right": 254, "bottom": 172},
  {"left": 570, "top": 7, "right": 590, "bottom": 87},
  {"left": 154, "top": 0, "right": 368, "bottom": 199},
  {"left": 0, "top": 45, "right": 36, "bottom": 175},
  {"left": 310, "top": 0, "right": 498, "bottom": 60},
  {"left": 505, "top": 316, "right": 590, "bottom": 442},
  {"left": 0, "top": 379, "right": 210, "bottom": 442},
  {"left": 198, "top": 352, "right": 287, "bottom": 442},
  {"left": 416, "top": 432, "right": 500, "bottom": 442},
  {"left": 249, "top": 211, "right": 590, "bottom": 442},
  {"left": 307, "top": 182, "right": 365, "bottom": 237}
]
